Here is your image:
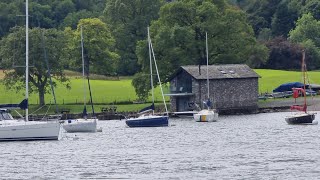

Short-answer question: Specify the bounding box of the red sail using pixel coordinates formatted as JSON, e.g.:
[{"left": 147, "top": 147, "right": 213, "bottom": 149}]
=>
[{"left": 290, "top": 105, "right": 307, "bottom": 112}]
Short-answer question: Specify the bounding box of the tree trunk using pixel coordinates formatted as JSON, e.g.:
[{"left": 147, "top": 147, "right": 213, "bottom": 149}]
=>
[{"left": 38, "top": 87, "right": 45, "bottom": 106}]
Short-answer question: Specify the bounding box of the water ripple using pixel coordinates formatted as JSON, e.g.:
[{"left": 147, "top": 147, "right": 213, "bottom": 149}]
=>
[{"left": 1, "top": 112, "right": 320, "bottom": 179}]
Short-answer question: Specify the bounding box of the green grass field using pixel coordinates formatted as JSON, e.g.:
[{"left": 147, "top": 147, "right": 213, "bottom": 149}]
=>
[
  {"left": 255, "top": 69, "right": 320, "bottom": 94},
  {"left": 0, "top": 77, "right": 169, "bottom": 105},
  {"left": 1, "top": 69, "right": 320, "bottom": 113}
]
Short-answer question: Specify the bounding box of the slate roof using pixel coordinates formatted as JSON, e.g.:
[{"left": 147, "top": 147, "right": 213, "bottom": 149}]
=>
[{"left": 170, "top": 64, "right": 260, "bottom": 80}]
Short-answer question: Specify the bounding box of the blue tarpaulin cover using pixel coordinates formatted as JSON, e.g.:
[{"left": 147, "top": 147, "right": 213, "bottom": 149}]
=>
[{"left": 273, "top": 82, "right": 304, "bottom": 92}]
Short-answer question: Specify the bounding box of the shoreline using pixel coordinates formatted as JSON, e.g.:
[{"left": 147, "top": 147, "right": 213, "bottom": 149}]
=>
[{"left": 258, "top": 96, "right": 320, "bottom": 114}]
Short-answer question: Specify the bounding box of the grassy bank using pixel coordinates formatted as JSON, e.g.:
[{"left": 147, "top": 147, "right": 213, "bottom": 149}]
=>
[
  {"left": 1, "top": 69, "right": 320, "bottom": 113},
  {"left": 0, "top": 76, "right": 168, "bottom": 105},
  {"left": 255, "top": 69, "right": 320, "bottom": 93}
]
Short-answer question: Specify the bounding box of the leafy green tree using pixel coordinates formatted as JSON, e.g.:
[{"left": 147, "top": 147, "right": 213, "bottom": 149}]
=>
[
  {"left": 0, "top": 1, "right": 23, "bottom": 37},
  {"left": 67, "top": 18, "right": 119, "bottom": 75},
  {"left": 0, "top": 27, "right": 70, "bottom": 105},
  {"left": 131, "top": 72, "right": 151, "bottom": 102},
  {"left": 244, "top": 0, "right": 280, "bottom": 36},
  {"left": 52, "top": 0, "right": 76, "bottom": 26},
  {"left": 139, "top": 0, "right": 267, "bottom": 78},
  {"left": 289, "top": 13, "right": 320, "bottom": 69},
  {"left": 0, "top": 0, "right": 106, "bottom": 39},
  {"left": 133, "top": 0, "right": 268, "bottom": 99},
  {"left": 303, "top": 0, "right": 320, "bottom": 20},
  {"left": 271, "top": 1, "right": 298, "bottom": 37},
  {"left": 289, "top": 0, "right": 320, "bottom": 20},
  {"left": 104, "top": 0, "right": 163, "bottom": 75},
  {"left": 263, "top": 37, "right": 303, "bottom": 70},
  {"left": 60, "top": 10, "right": 102, "bottom": 29}
]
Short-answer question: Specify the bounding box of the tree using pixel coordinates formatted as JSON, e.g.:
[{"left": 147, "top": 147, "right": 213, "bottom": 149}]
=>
[
  {"left": 52, "top": 0, "right": 76, "bottom": 26},
  {"left": 0, "top": 1, "right": 23, "bottom": 37},
  {"left": 244, "top": 0, "right": 280, "bottom": 36},
  {"left": 0, "top": 27, "right": 70, "bottom": 105},
  {"left": 66, "top": 18, "right": 119, "bottom": 75},
  {"left": 289, "top": 13, "right": 320, "bottom": 69},
  {"left": 104, "top": 0, "right": 163, "bottom": 75},
  {"left": 133, "top": 0, "right": 268, "bottom": 99},
  {"left": 0, "top": 0, "right": 106, "bottom": 39},
  {"left": 263, "top": 37, "right": 303, "bottom": 70},
  {"left": 60, "top": 10, "right": 101, "bottom": 29},
  {"left": 271, "top": 1, "right": 298, "bottom": 37},
  {"left": 131, "top": 72, "right": 151, "bottom": 102}
]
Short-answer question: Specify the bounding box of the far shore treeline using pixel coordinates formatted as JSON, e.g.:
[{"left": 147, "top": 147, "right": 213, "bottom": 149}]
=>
[{"left": 1, "top": 0, "right": 320, "bottom": 108}]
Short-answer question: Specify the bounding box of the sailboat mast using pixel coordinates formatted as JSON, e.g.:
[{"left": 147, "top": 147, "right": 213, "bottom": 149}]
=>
[
  {"left": 149, "top": 32, "right": 169, "bottom": 116},
  {"left": 81, "top": 26, "right": 87, "bottom": 108},
  {"left": 302, "top": 50, "right": 307, "bottom": 113},
  {"left": 25, "top": 0, "right": 29, "bottom": 121},
  {"left": 147, "top": 27, "right": 155, "bottom": 114},
  {"left": 206, "top": 32, "right": 209, "bottom": 101},
  {"left": 41, "top": 31, "right": 58, "bottom": 113}
]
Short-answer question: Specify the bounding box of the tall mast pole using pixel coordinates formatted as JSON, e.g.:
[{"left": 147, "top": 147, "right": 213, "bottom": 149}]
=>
[
  {"left": 302, "top": 50, "right": 307, "bottom": 113},
  {"left": 81, "top": 26, "right": 87, "bottom": 108},
  {"left": 147, "top": 27, "right": 154, "bottom": 115},
  {"left": 25, "top": 0, "right": 29, "bottom": 121},
  {"left": 206, "top": 32, "right": 209, "bottom": 102},
  {"left": 149, "top": 33, "right": 169, "bottom": 116}
]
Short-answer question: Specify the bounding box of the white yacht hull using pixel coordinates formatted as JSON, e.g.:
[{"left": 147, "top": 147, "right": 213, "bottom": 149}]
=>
[
  {"left": 63, "top": 118, "right": 97, "bottom": 133},
  {"left": 194, "top": 110, "right": 218, "bottom": 122},
  {"left": 0, "top": 121, "right": 61, "bottom": 141}
]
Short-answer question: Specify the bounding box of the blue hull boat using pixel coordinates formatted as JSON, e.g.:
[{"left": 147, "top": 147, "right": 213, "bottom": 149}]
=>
[
  {"left": 125, "top": 115, "right": 169, "bottom": 127},
  {"left": 126, "top": 27, "right": 170, "bottom": 128}
]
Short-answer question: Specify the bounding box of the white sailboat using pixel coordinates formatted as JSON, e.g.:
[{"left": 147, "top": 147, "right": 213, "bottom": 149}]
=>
[
  {"left": 125, "top": 27, "right": 169, "bottom": 127},
  {"left": 193, "top": 32, "right": 218, "bottom": 122},
  {"left": 63, "top": 26, "right": 98, "bottom": 133},
  {"left": 0, "top": 0, "right": 61, "bottom": 141}
]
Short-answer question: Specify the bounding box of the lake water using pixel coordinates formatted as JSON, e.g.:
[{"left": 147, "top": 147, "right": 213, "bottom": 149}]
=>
[{"left": 1, "top": 112, "right": 320, "bottom": 180}]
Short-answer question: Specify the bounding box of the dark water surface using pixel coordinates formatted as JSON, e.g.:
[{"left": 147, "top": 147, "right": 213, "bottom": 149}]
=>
[{"left": 1, "top": 112, "right": 320, "bottom": 180}]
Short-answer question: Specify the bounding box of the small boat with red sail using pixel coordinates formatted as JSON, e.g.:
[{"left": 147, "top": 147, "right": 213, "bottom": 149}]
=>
[{"left": 285, "top": 50, "right": 317, "bottom": 125}]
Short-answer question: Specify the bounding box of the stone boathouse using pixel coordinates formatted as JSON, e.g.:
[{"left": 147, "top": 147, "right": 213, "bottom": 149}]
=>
[{"left": 166, "top": 64, "right": 260, "bottom": 114}]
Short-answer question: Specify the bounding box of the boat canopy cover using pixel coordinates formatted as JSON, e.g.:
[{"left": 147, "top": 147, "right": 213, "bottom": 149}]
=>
[
  {"left": 0, "top": 99, "right": 28, "bottom": 110},
  {"left": 139, "top": 103, "right": 155, "bottom": 114},
  {"left": 273, "top": 82, "right": 304, "bottom": 92}
]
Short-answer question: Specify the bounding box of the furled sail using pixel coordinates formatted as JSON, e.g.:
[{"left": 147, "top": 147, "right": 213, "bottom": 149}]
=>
[
  {"left": 0, "top": 99, "right": 28, "bottom": 110},
  {"left": 138, "top": 103, "right": 155, "bottom": 114}
]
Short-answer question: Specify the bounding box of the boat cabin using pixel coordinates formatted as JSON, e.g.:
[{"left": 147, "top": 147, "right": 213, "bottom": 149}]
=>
[
  {"left": 166, "top": 64, "right": 260, "bottom": 114},
  {"left": 0, "top": 109, "right": 14, "bottom": 120}
]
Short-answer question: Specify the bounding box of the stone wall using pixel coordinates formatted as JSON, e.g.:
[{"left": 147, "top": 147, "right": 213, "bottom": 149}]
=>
[
  {"left": 195, "top": 78, "right": 259, "bottom": 111},
  {"left": 170, "top": 95, "right": 177, "bottom": 112},
  {"left": 170, "top": 71, "right": 259, "bottom": 113}
]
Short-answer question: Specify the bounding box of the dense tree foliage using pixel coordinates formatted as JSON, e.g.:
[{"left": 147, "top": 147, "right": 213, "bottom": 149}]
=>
[
  {"left": 131, "top": 0, "right": 268, "bottom": 98},
  {"left": 263, "top": 37, "right": 304, "bottom": 70},
  {"left": 0, "top": 0, "right": 105, "bottom": 37},
  {"left": 0, "top": 1, "right": 24, "bottom": 37},
  {"left": 104, "top": 0, "right": 163, "bottom": 75},
  {"left": 289, "top": 13, "right": 320, "bottom": 69},
  {"left": 136, "top": 0, "right": 267, "bottom": 80},
  {"left": 0, "top": 27, "right": 69, "bottom": 105},
  {"left": 1, "top": 0, "right": 320, "bottom": 102},
  {"left": 66, "top": 18, "right": 119, "bottom": 75}
]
